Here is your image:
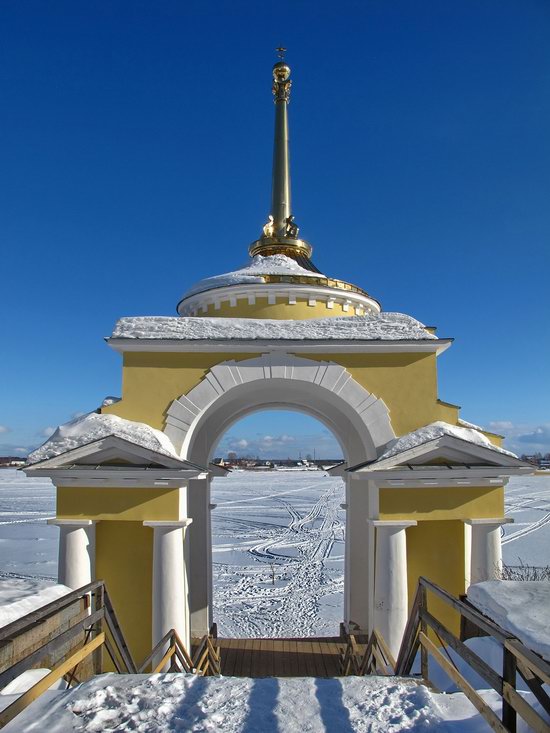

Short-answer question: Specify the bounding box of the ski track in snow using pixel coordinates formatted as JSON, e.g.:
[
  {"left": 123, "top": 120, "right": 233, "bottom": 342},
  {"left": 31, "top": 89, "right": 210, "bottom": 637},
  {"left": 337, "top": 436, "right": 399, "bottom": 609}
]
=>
[{"left": 212, "top": 476, "right": 345, "bottom": 638}]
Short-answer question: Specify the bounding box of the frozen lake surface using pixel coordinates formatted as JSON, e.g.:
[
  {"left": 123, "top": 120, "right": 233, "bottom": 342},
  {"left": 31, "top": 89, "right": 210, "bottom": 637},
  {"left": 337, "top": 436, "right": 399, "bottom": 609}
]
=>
[{"left": 0, "top": 469, "right": 548, "bottom": 636}]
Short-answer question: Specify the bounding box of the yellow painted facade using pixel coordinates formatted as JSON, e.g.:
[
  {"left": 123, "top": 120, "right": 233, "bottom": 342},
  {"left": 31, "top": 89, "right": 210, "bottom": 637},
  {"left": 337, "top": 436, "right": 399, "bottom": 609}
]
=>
[
  {"left": 57, "top": 487, "right": 181, "bottom": 522},
  {"left": 105, "top": 351, "right": 439, "bottom": 436},
  {"left": 194, "top": 297, "right": 366, "bottom": 319},
  {"left": 405, "top": 521, "right": 466, "bottom": 636},
  {"left": 96, "top": 521, "right": 154, "bottom": 666},
  {"left": 379, "top": 486, "right": 504, "bottom": 522},
  {"left": 102, "top": 349, "right": 506, "bottom": 446}
]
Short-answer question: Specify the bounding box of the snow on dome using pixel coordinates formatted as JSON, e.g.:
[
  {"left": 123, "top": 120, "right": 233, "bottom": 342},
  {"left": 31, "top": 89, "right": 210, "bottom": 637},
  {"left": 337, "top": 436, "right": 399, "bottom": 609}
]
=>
[
  {"left": 27, "top": 412, "right": 178, "bottom": 465},
  {"left": 182, "top": 254, "right": 324, "bottom": 299},
  {"left": 376, "top": 420, "right": 517, "bottom": 461},
  {"left": 111, "top": 312, "right": 438, "bottom": 342}
]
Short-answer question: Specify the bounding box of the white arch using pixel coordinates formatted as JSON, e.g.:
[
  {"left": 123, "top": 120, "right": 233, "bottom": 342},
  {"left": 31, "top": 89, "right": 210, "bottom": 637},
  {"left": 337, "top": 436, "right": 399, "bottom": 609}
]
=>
[{"left": 164, "top": 353, "right": 395, "bottom": 466}]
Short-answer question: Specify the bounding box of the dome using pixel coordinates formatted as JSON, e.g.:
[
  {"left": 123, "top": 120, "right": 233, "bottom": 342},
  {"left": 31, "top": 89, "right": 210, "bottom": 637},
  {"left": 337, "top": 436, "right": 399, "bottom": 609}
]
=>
[{"left": 177, "top": 254, "right": 380, "bottom": 319}]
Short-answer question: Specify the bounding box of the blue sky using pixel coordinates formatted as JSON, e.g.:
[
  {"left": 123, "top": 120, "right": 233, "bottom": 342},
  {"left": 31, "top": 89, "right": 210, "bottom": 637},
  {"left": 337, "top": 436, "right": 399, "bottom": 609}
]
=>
[{"left": 1, "top": 1, "right": 549, "bottom": 458}]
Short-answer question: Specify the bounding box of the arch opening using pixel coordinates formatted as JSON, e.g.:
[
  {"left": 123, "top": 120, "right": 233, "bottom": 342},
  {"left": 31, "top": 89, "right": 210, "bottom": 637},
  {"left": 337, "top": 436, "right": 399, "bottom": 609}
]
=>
[
  {"left": 173, "top": 354, "right": 395, "bottom": 639},
  {"left": 210, "top": 409, "right": 346, "bottom": 638}
]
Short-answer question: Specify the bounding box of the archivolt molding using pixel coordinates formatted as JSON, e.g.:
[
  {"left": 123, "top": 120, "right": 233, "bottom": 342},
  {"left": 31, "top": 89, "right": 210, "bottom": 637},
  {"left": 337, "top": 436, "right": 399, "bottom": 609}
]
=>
[{"left": 164, "top": 353, "right": 395, "bottom": 463}]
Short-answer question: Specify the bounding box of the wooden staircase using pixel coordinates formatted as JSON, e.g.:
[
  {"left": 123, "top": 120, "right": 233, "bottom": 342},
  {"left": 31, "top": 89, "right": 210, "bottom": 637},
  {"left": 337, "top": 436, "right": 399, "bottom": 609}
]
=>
[{"left": 1, "top": 577, "right": 549, "bottom": 732}]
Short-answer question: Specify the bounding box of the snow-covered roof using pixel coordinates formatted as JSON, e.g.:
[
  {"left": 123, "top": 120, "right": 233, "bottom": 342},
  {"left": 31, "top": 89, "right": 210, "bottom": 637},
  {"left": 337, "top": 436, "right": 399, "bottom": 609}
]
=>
[
  {"left": 110, "top": 312, "right": 438, "bottom": 342},
  {"left": 182, "top": 254, "right": 324, "bottom": 299},
  {"left": 468, "top": 581, "right": 550, "bottom": 661},
  {"left": 375, "top": 421, "right": 517, "bottom": 461},
  {"left": 26, "top": 412, "right": 178, "bottom": 465}
]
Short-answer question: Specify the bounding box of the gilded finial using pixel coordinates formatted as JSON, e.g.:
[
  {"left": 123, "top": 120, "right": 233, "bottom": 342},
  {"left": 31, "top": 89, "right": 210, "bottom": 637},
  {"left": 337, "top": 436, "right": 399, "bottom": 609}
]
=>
[
  {"left": 249, "top": 51, "right": 312, "bottom": 260},
  {"left": 272, "top": 45, "right": 291, "bottom": 103}
]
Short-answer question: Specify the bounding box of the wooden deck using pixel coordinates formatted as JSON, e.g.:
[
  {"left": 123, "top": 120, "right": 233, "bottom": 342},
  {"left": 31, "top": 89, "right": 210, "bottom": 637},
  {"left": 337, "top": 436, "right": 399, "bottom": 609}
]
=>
[{"left": 217, "top": 637, "right": 344, "bottom": 677}]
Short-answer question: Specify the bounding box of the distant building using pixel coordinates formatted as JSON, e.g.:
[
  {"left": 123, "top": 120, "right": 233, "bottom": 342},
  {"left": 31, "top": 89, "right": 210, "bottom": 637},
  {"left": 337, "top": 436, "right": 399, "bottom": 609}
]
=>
[{"left": 0, "top": 456, "right": 26, "bottom": 467}]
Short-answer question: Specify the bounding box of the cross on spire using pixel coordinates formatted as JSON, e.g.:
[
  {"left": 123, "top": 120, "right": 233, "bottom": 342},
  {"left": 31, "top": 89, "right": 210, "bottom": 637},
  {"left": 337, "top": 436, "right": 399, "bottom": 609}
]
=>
[{"left": 276, "top": 46, "right": 286, "bottom": 61}]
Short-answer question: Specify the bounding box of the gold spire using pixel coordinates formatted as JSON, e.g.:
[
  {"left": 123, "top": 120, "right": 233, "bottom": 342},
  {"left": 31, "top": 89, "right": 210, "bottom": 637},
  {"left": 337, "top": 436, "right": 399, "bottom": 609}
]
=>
[{"left": 249, "top": 51, "right": 313, "bottom": 260}]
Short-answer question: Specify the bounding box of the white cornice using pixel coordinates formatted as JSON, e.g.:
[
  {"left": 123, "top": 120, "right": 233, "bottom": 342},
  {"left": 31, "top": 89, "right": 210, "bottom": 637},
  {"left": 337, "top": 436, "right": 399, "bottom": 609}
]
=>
[
  {"left": 178, "top": 283, "right": 381, "bottom": 316},
  {"left": 29, "top": 467, "right": 207, "bottom": 488},
  {"left": 107, "top": 338, "right": 452, "bottom": 356},
  {"left": 351, "top": 466, "right": 530, "bottom": 486}
]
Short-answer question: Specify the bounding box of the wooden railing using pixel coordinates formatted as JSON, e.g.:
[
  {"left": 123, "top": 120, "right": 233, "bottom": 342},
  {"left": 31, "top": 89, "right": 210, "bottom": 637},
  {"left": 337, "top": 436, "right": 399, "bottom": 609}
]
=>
[
  {"left": 0, "top": 580, "right": 136, "bottom": 728},
  {"left": 396, "top": 577, "right": 550, "bottom": 733},
  {"left": 0, "top": 581, "right": 220, "bottom": 728},
  {"left": 340, "top": 629, "right": 395, "bottom": 676},
  {"left": 138, "top": 631, "right": 220, "bottom": 676}
]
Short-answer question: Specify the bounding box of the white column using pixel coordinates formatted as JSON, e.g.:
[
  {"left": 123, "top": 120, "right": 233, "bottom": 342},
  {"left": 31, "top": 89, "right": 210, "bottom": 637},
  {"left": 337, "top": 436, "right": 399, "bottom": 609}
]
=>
[
  {"left": 466, "top": 518, "right": 513, "bottom": 585},
  {"left": 48, "top": 519, "right": 96, "bottom": 590},
  {"left": 371, "top": 520, "right": 417, "bottom": 660},
  {"left": 143, "top": 520, "right": 193, "bottom": 655}
]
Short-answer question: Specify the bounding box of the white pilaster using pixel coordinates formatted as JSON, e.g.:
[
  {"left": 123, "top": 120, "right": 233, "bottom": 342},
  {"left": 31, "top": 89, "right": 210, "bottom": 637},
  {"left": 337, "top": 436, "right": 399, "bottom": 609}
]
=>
[
  {"left": 48, "top": 519, "right": 96, "bottom": 590},
  {"left": 187, "top": 476, "right": 211, "bottom": 637},
  {"left": 144, "top": 519, "right": 193, "bottom": 656},
  {"left": 371, "top": 519, "right": 417, "bottom": 660},
  {"left": 465, "top": 518, "right": 513, "bottom": 586}
]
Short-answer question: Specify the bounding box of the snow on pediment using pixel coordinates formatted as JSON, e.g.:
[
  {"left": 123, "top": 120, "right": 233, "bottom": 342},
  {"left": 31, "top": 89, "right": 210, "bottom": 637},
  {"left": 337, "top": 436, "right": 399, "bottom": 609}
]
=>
[
  {"left": 25, "top": 436, "right": 193, "bottom": 472},
  {"left": 349, "top": 421, "right": 527, "bottom": 473},
  {"left": 26, "top": 413, "right": 183, "bottom": 468}
]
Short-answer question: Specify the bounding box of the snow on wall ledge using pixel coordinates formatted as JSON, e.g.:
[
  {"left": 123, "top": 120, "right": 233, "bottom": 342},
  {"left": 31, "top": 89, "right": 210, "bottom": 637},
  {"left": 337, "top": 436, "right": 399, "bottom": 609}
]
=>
[
  {"left": 377, "top": 421, "right": 517, "bottom": 459},
  {"left": 110, "top": 312, "right": 438, "bottom": 342},
  {"left": 181, "top": 254, "right": 325, "bottom": 298},
  {"left": 27, "top": 412, "right": 178, "bottom": 465},
  {"left": 468, "top": 581, "right": 550, "bottom": 661}
]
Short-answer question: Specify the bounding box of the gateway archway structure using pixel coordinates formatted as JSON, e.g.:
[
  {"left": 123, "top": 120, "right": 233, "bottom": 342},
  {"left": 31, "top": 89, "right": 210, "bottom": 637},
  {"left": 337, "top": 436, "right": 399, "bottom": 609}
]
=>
[
  {"left": 25, "top": 57, "right": 533, "bottom": 667},
  {"left": 165, "top": 353, "right": 395, "bottom": 638}
]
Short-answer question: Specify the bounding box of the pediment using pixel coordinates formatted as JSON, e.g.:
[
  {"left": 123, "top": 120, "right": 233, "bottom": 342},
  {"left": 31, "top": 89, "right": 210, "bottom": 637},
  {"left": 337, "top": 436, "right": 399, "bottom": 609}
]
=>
[
  {"left": 26, "top": 435, "right": 195, "bottom": 471},
  {"left": 349, "top": 434, "right": 529, "bottom": 473}
]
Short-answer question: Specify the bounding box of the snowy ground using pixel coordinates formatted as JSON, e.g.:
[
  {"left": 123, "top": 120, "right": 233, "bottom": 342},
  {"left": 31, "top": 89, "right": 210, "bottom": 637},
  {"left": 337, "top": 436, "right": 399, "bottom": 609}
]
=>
[
  {"left": 4, "top": 670, "right": 539, "bottom": 733},
  {"left": 211, "top": 471, "right": 345, "bottom": 637},
  {"left": 0, "top": 469, "right": 549, "bottom": 637}
]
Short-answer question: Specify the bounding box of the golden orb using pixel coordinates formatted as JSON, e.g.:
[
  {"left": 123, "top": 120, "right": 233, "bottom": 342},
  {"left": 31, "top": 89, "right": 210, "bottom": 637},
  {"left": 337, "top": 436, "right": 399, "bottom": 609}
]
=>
[{"left": 273, "top": 61, "right": 291, "bottom": 82}]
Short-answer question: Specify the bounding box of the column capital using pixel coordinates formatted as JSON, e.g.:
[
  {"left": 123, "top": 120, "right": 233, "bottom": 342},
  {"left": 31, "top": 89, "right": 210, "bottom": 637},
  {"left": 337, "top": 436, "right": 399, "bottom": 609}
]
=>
[
  {"left": 48, "top": 519, "right": 97, "bottom": 527},
  {"left": 369, "top": 519, "right": 417, "bottom": 529},
  {"left": 465, "top": 518, "right": 514, "bottom": 526},
  {"left": 143, "top": 519, "right": 193, "bottom": 529}
]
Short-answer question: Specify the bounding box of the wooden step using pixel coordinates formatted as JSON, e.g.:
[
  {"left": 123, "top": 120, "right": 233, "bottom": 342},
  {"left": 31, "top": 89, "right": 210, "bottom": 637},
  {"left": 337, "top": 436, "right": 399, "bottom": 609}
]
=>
[{"left": 217, "top": 637, "right": 344, "bottom": 678}]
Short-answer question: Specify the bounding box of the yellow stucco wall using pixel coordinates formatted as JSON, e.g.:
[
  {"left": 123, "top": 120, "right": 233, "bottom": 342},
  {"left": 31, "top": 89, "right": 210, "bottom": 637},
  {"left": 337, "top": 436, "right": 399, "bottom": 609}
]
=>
[
  {"left": 57, "top": 487, "right": 181, "bottom": 521},
  {"left": 96, "top": 521, "right": 154, "bottom": 666},
  {"left": 379, "top": 486, "right": 505, "bottom": 521},
  {"left": 103, "top": 350, "right": 456, "bottom": 439},
  {"left": 194, "top": 297, "right": 366, "bottom": 319},
  {"left": 405, "top": 521, "right": 465, "bottom": 636},
  {"left": 307, "top": 352, "right": 440, "bottom": 435},
  {"left": 102, "top": 352, "right": 260, "bottom": 430}
]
